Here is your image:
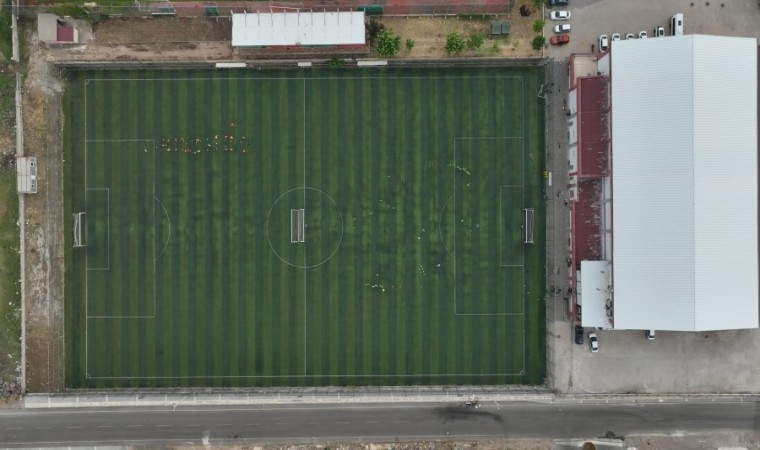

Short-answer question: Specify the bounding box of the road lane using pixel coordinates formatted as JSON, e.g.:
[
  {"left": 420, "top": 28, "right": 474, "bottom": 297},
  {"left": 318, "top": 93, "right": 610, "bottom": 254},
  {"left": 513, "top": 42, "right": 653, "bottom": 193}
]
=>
[{"left": 1, "top": 401, "right": 758, "bottom": 446}]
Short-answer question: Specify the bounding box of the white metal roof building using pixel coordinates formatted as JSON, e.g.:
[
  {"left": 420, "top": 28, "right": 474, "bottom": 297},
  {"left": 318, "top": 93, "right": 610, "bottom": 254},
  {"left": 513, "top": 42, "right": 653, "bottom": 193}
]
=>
[
  {"left": 610, "top": 35, "right": 758, "bottom": 331},
  {"left": 231, "top": 11, "right": 366, "bottom": 48}
]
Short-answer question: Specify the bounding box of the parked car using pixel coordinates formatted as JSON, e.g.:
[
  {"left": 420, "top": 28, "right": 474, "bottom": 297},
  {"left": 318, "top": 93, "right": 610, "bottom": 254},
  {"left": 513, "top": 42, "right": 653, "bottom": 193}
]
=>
[
  {"left": 611, "top": 33, "right": 621, "bottom": 41},
  {"left": 550, "top": 35, "right": 570, "bottom": 46},
  {"left": 574, "top": 325, "right": 584, "bottom": 344},
  {"left": 554, "top": 24, "right": 572, "bottom": 34},
  {"left": 654, "top": 26, "right": 665, "bottom": 37},
  {"left": 549, "top": 0, "right": 569, "bottom": 6},
  {"left": 639, "top": 30, "right": 648, "bottom": 39},
  {"left": 670, "top": 13, "right": 684, "bottom": 36},
  {"left": 625, "top": 33, "right": 635, "bottom": 40},
  {"left": 598, "top": 34, "right": 609, "bottom": 51},
  {"left": 550, "top": 10, "right": 571, "bottom": 20},
  {"left": 589, "top": 332, "right": 599, "bottom": 352},
  {"left": 646, "top": 330, "right": 656, "bottom": 340}
]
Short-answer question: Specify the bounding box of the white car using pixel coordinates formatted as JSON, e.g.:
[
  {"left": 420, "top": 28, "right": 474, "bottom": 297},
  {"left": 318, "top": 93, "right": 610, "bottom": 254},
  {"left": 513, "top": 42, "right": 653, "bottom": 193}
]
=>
[
  {"left": 589, "top": 333, "right": 599, "bottom": 353},
  {"left": 611, "top": 33, "right": 621, "bottom": 41},
  {"left": 598, "top": 34, "right": 609, "bottom": 51},
  {"left": 639, "top": 30, "right": 648, "bottom": 39},
  {"left": 554, "top": 24, "right": 571, "bottom": 34},
  {"left": 625, "top": 33, "right": 635, "bottom": 40},
  {"left": 550, "top": 10, "right": 571, "bottom": 20}
]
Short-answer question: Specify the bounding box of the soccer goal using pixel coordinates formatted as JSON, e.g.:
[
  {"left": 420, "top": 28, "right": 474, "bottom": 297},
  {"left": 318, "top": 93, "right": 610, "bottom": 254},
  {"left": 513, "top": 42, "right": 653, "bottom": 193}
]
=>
[
  {"left": 73, "top": 212, "right": 86, "bottom": 248},
  {"left": 523, "top": 208, "right": 534, "bottom": 244},
  {"left": 291, "top": 209, "right": 305, "bottom": 243}
]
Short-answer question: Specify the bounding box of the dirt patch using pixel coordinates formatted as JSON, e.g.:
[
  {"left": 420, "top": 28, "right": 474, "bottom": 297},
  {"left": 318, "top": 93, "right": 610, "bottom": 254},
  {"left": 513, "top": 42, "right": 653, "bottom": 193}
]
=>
[
  {"left": 93, "top": 16, "right": 231, "bottom": 44},
  {"left": 48, "top": 41, "right": 232, "bottom": 62},
  {"left": 377, "top": 2, "right": 542, "bottom": 58},
  {"left": 21, "top": 23, "right": 66, "bottom": 393}
]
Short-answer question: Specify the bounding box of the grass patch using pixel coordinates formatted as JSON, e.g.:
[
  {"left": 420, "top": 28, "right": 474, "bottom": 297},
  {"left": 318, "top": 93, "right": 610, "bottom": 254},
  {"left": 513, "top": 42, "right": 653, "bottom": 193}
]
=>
[
  {"left": 0, "top": 72, "right": 14, "bottom": 119},
  {"left": 457, "top": 14, "right": 493, "bottom": 23},
  {"left": 0, "top": 0, "right": 12, "bottom": 62},
  {"left": 0, "top": 169, "right": 21, "bottom": 387}
]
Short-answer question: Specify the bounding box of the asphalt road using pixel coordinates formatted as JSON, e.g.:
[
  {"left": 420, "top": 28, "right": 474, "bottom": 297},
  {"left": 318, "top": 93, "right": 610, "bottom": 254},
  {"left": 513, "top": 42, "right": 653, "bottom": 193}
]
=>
[{"left": 1, "top": 401, "right": 759, "bottom": 447}]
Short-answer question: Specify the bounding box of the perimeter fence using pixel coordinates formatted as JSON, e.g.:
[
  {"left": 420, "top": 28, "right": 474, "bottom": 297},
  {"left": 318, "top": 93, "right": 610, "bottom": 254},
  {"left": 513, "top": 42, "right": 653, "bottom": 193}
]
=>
[{"left": 17, "top": 0, "right": 515, "bottom": 19}]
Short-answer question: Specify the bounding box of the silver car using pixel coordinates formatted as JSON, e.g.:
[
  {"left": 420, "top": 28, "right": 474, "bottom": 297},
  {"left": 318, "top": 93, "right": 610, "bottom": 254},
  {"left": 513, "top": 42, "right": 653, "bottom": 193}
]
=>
[
  {"left": 554, "top": 24, "right": 572, "bottom": 34},
  {"left": 598, "top": 34, "right": 609, "bottom": 51},
  {"left": 589, "top": 332, "right": 599, "bottom": 353}
]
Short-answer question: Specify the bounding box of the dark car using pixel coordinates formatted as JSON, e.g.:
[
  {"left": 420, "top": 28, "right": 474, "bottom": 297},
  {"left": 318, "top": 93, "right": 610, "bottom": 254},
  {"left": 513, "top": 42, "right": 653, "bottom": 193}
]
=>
[
  {"left": 574, "top": 325, "right": 584, "bottom": 345},
  {"left": 549, "top": 0, "right": 569, "bottom": 6}
]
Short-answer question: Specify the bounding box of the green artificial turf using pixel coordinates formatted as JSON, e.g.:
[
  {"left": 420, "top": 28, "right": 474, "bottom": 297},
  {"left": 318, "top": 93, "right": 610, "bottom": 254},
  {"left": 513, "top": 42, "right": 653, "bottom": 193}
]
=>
[{"left": 64, "top": 67, "right": 546, "bottom": 388}]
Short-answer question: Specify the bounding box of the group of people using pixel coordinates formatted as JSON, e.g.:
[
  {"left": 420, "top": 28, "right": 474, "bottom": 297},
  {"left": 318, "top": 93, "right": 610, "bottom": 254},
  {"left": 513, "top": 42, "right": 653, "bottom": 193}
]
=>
[{"left": 151, "top": 124, "right": 252, "bottom": 155}]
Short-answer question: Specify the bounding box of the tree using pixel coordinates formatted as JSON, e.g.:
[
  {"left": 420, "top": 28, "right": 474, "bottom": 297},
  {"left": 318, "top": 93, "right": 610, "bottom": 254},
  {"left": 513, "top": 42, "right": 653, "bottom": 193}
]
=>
[
  {"left": 466, "top": 33, "right": 484, "bottom": 51},
  {"left": 366, "top": 19, "right": 385, "bottom": 45},
  {"left": 532, "top": 36, "right": 546, "bottom": 51},
  {"left": 532, "top": 0, "right": 544, "bottom": 9},
  {"left": 405, "top": 38, "right": 415, "bottom": 52},
  {"left": 374, "top": 28, "right": 401, "bottom": 57},
  {"left": 533, "top": 19, "right": 545, "bottom": 33},
  {"left": 445, "top": 32, "right": 466, "bottom": 55},
  {"left": 519, "top": 4, "right": 532, "bottom": 16}
]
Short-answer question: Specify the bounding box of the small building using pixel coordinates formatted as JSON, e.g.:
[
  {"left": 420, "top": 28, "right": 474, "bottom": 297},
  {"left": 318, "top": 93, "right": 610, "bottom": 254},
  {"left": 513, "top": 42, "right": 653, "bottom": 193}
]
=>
[
  {"left": 231, "top": 11, "right": 365, "bottom": 49},
  {"left": 37, "top": 13, "right": 79, "bottom": 45},
  {"left": 17, "top": 157, "right": 37, "bottom": 194}
]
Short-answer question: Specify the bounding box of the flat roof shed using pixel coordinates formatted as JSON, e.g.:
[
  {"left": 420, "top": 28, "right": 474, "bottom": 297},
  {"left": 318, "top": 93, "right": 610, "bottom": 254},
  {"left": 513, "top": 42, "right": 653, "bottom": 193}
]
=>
[{"left": 231, "top": 11, "right": 366, "bottom": 48}]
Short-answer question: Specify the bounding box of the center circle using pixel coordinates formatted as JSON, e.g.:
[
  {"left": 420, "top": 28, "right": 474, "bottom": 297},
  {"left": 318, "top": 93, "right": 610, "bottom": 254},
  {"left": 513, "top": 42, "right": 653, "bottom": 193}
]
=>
[{"left": 266, "top": 187, "right": 344, "bottom": 269}]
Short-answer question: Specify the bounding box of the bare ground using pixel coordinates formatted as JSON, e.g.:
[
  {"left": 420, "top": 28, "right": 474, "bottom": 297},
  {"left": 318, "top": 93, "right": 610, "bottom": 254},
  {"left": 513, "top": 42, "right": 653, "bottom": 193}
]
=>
[
  {"left": 377, "top": 13, "right": 540, "bottom": 58},
  {"left": 92, "top": 16, "right": 231, "bottom": 44},
  {"left": 22, "top": 22, "right": 65, "bottom": 393},
  {"left": 43, "top": 4, "right": 543, "bottom": 62}
]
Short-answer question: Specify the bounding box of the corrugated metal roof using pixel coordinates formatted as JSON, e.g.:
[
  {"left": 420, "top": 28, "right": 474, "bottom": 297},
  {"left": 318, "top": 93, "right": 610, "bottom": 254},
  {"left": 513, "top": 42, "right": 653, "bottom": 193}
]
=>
[
  {"left": 579, "top": 260, "right": 613, "bottom": 329},
  {"left": 611, "top": 35, "right": 758, "bottom": 331},
  {"left": 231, "top": 11, "right": 366, "bottom": 47}
]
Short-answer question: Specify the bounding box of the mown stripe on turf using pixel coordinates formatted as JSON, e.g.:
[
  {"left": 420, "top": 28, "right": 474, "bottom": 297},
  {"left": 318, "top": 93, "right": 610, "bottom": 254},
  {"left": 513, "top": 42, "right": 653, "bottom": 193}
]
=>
[
  {"left": 413, "top": 71, "right": 427, "bottom": 378},
  {"left": 310, "top": 78, "right": 326, "bottom": 378}
]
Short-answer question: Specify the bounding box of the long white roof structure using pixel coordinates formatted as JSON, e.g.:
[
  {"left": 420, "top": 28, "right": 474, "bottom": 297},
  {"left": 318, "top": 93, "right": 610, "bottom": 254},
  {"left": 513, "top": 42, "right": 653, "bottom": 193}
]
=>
[
  {"left": 610, "top": 34, "right": 758, "bottom": 331},
  {"left": 232, "top": 11, "right": 365, "bottom": 48}
]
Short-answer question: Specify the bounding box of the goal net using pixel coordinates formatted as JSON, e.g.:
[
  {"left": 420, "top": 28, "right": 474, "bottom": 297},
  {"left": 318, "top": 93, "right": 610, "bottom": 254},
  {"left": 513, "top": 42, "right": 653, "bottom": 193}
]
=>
[
  {"left": 523, "top": 208, "right": 534, "bottom": 244},
  {"left": 73, "top": 212, "right": 86, "bottom": 248},
  {"left": 291, "top": 209, "right": 305, "bottom": 243}
]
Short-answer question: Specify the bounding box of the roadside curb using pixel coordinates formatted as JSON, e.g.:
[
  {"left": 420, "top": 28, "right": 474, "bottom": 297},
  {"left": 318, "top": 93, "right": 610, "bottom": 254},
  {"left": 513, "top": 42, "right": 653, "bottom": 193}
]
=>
[{"left": 23, "top": 390, "right": 760, "bottom": 409}]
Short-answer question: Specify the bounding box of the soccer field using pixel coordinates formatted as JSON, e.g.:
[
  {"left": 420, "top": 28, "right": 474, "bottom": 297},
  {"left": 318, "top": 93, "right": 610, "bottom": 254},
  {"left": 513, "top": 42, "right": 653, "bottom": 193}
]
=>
[{"left": 63, "top": 67, "right": 546, "bottom": 388}]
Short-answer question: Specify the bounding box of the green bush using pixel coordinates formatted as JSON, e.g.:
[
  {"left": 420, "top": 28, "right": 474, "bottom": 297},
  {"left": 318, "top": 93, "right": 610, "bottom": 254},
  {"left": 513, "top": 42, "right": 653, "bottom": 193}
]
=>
[
  {"left": 405, "top": 38, "right": 415, "bottom": 52},
  {"left": 531, "top": 36, "right": 546, "bottom": 51},
  {"left": 532, "top": 0, "right": 544, "bottom": 9},
  {"left": 445, "top": 32, "right": 465, "bottom": 55},
  {"left": 328, "top": 58, "right": 345, "bottom": 68},
  {"left": 533, "top": 19, "right": 545, "bottom": 33},
  {"left": 374, "top": 28, "right": 401, "bottom": 57},
  {"left": 466, "top": 33, "right": 484, "bottom": 51},
  {"left": 366, "top": 19, "right": 385, "bottom": 45},
  {"left": 49, "top": 4, "right": 90, "bottom": 19}
]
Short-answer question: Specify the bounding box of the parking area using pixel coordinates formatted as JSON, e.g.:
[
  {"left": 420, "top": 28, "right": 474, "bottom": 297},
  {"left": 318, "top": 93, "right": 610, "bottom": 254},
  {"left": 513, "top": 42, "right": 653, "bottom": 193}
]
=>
[
  {"left": 544, "top": 0, "right": 760, "bottom": 394},
  {"left": 544, "top": 0, "right": 760, "bottom": 58}
]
